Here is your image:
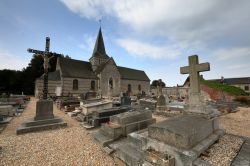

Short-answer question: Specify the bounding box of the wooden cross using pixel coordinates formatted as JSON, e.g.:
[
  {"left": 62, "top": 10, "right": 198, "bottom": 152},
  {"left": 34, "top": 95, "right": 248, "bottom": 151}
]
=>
[{"left": 180, "top": 55, "right": 210, "bottom": 94}]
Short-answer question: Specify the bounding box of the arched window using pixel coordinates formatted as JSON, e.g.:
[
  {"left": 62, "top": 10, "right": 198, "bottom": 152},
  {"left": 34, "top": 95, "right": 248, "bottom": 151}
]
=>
[
  {"left": 91, "top": 80, "right": 95, "bottom": 90},
  {"left": 109, "top": 78, "right": 113, "bottom": 89},
  {"left": 128, "top": 84, "right": 132, "bottom": 92},
  {"left": 138, "top": 84, "right": 141, "bottom": 91},
  {"left": 73, "top": 79, "right": 78, "bottom": 90}
]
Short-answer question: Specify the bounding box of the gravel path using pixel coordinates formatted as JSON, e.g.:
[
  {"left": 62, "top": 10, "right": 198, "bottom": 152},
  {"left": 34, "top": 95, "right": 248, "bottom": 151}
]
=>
[
  {"left": 0, "top": 98, "right": 115, "bottom": 166},
  {"left": 219, "top": 107, "right": 250, "bottom": 137}
]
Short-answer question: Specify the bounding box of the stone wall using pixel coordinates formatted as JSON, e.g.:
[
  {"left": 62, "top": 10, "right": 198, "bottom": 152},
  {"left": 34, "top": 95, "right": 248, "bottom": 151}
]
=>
[
  {"left": 99, "top": 61, "right": 121, "bottom": 97},
  {"left": 62, "top": 77, "right": 97, "bottom": 95},
  {"left": 35, "top": 79, "right": 61, "bottom": 98},
  {"left": 120, "top": 79, "right": 150, "bottom": 95}
]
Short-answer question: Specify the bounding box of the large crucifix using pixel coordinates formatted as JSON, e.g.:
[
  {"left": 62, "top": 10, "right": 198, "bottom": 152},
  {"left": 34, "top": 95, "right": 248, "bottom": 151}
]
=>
[
  {"left": 180, "top": 55, "right": 210, "bottom": 107},
  {"left": 27, "top": 37, "right": 54, "bottom": 100}
]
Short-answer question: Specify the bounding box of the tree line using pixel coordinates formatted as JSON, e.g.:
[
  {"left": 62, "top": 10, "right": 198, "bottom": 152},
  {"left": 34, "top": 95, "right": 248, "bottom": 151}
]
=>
[{"left": 0, "top": 53, "right": 70, "bottom": 95}]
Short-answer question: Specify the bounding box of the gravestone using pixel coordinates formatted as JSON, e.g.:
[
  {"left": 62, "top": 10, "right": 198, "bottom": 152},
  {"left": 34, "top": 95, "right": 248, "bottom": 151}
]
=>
[
  {"left": 120, "top": 94, "right": 131, "bottom": 106},
  {"left": 16, "top": 37, "right": 67, "bottom": 134},
  {"left": 180, "top": 55, "right": 210, "bottom": 114},
  {"left": 156, "top": 79, "right": 167, "bottom": 111},
  {"left": 93, "top": 110, "right": 156, "bottom": 146},
  {"left": 82, "top": 105, "right": 132, "bottom": 129},
  {"left": 114, "top": 55, "right": 224, "bottom": 166}
]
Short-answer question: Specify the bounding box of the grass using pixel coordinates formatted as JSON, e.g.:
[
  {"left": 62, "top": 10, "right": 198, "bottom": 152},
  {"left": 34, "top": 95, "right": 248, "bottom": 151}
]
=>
[{"left": 201, "top": 79, "right": 249, "bottom": 96}]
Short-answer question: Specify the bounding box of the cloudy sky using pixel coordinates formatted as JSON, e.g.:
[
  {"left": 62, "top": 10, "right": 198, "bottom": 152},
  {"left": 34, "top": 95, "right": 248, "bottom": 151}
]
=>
[{"left": 0, "top": 0, "right": 250, "bottom": 86}]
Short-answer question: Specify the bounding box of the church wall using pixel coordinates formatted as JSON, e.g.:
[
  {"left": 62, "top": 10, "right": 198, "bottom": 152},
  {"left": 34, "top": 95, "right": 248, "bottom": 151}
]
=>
[
  {"left": 120, "top": 79, "right": 150, "bottom": 95},
  {"left": 99, "top": 62, "right": 121, "bottom": 97},
  {"left": 35, "top": 79, "right": 61, "bottom": 98},
  {"left": 62, "top": 77, "right": 97, "bottom": 95}
]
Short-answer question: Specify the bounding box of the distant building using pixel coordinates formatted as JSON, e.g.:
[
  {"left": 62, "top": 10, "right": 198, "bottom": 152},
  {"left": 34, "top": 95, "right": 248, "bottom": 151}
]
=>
[
  {"left": 210, "top": 77, "right": 250, "bottom": 93},
  {"left": 182, "top": 76, "right": 250, "bottom": 93},
  {"left": 35, "top": 28, "right": 150, "bottom": 98}
]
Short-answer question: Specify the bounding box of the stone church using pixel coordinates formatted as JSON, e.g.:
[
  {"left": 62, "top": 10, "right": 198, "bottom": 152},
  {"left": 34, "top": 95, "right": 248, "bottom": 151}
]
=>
[{"left": 35, "top": 28, "right": 150, "bottom": 98}]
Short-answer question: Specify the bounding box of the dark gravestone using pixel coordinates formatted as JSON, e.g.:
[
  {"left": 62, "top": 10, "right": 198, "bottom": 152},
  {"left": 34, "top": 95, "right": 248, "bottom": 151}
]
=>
[
  {"left": 93, "top": 110, "right": 156, "bottom": 146},
  {"left": 85, "top": 92, "right": 97, "bottom": 100},
  {"left": 83, "top": 106, "right": 132, "bottom": 128},
  {"left": 121, "top": 96, "right": 131, "bottom": 106}
]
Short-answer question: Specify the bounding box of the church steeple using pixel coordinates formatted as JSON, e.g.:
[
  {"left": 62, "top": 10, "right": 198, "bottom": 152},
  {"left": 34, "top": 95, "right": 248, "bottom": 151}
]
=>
[
  {"left": 90, "top": 27, "right": 110, "bottom": 71},
  {"left": 92, "top": 27, "right": 108, "bottom": 57}
]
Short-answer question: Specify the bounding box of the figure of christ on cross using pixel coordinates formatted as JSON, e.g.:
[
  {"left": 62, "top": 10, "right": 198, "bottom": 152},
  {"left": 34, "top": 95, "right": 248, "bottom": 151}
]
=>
[
  {"left": 180, "top": 55, "right": 210, "bottom": 112},
  {"left": 27, "top": 37, "right": 54, "bottom": 100}
]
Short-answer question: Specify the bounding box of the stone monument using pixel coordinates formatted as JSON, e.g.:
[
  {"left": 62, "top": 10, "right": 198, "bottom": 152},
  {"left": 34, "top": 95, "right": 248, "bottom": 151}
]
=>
[
  {"left": 114, "top": 55, "right": 224, "bottom": 165},
  {"left": 16, "top": 37, "right": 67, "bottom": 134},
  {"left": 156, "top": 79, "right": 167, "bottom": 111},
  {"left": 180, "top": 55, "right": 210, "bottom": 114}
]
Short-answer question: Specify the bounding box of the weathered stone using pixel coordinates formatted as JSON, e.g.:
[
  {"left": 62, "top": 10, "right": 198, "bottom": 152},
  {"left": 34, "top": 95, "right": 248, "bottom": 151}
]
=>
[
  {"left": 93, "top": 110, "right": 156, "bottom": 146},
  {"left": 180, "top": 55, "right": 210, "bottom": 114},
  {"left": 16, "top": 117, "right": 67, "bottom": 135},
  {"left": 0, "top": 105, "right": 15, "bottom": 116},
  {"left": 81, "top": 100, "right": 112, "bottom": 115},
  {"left": 148, "top": 115, "right": 218, "bottom": 149},
  {"left": 35, "top": 100, "right": 54, "bottom": 120}
]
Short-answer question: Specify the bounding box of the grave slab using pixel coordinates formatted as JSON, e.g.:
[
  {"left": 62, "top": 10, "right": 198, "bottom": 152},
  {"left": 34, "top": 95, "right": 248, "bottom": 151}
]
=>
[{"left": 148, "top": 115, "right": 218, "bottom": 149}]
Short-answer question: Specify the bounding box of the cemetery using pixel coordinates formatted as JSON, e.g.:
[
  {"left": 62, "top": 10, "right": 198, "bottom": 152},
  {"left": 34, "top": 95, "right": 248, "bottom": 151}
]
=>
[{"left": 1, "top": 2, "right": 250, "bottom": 165}]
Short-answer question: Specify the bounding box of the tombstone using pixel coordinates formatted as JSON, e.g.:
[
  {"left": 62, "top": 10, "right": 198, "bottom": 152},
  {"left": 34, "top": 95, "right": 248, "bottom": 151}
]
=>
[
  {"left": 114, "top": 55, "right": 225, "bottom": 166},
  {"left": 156, "top": 79, "right": 167, "bottom": 112},
  {"left": 81, "top": 100, "right": 113, "bottom": 116},
  {"left": 120, "top": 94, "right": 131, "bottom": 106},
  {"left": 93, "top": 110, "right": 156, "bottom": 146},
  {"left": 16, "top": 37, "right": 67, "bottom": 134},
  {"left": 0, "top": 105, "right": 15, "bottom": 124},
  {"left": 85, "top": 91, "right": 97, "bottom": 100},
  {"left": 82, "top": 106, "right": 132, "bottom": 129},
  {"left": 139, "top": 98, "right": 157, "bottom": 110},
  {"left": 180, "top": 55, "right": 210, "bottom": 114}
]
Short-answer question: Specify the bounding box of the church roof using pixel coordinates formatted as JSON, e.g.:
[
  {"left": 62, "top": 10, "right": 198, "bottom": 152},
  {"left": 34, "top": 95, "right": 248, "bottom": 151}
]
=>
[
  {"left": 59, "top": 57, "right": 97, "bottom": 79},
  {"left": 94, "top": 57, "right": 150, "bottom": 81},
  {"left": 91, "top": 27, "right": 109, "bottom": 59},
  {"left": 118, "top": 66, "right": 150, "bottom": 81},
  {"left": 38, "top": 70, "right": 61, "bottom": 81}
]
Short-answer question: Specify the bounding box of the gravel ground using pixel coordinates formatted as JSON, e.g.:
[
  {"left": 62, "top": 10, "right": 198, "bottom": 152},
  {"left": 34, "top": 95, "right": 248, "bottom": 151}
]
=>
[
  {"left": 201, "top": 134, "right": 243, "bottom": 166},
  {"left": 0, "top": 98, "right": 115, "bottom": 166},
  {"left": 219, "top": 107, "right": 250, "bottom": 137}
]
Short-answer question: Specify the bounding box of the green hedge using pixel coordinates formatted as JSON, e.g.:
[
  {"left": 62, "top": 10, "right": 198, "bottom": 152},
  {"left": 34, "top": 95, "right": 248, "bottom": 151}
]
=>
[{"left": 201, "top": 80, "right": 249, "bottom": 96}]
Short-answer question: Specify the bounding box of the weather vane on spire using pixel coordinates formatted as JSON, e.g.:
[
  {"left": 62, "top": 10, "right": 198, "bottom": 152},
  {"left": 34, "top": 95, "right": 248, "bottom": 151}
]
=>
[{"left": 99, "top": 18, "right": 102, "bottom": 27}]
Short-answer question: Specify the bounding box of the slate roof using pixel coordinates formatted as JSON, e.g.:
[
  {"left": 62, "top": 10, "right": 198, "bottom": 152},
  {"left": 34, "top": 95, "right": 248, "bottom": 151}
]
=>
[
  {"left": 38, "top": 70, "right": 61, "bottom": 81},
  {"left": 117, "top": 66, "right": 150, "bottom": 81},
  {"left": 211, "top": 77, "right": 250, "bottom": 85},
  {"left": 91, "top": 27, "right": 109, "bottom": 59},
  {"left": 58, "top": 57, "right": 97, "bottom": 79}
]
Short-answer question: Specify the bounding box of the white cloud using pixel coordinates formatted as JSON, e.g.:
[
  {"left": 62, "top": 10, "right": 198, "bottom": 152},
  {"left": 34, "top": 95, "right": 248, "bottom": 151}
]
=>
[
  {"left": 117, "top": 38, "right": 181, "bottom": 59},
  {"left": 212, "top": 47, "right": 250, "bottom": 61},
  {"left": 0, "top": 49, "right": 29, "bottom": 70},
  {"left": 60, "top": 0, "right": 250, "bottom": 43},
  {"left": 78, "top": 34, "right": 95, "bottom": 52}
]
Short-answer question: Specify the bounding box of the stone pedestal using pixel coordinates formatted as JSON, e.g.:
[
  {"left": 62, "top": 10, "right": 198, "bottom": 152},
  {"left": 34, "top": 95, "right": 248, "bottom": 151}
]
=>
[
  {"left": 16, "top": 99, "right": 67, "bottom": 135},
  {"left": 35, "top": 100, "right": 54, "bottom": 120}
]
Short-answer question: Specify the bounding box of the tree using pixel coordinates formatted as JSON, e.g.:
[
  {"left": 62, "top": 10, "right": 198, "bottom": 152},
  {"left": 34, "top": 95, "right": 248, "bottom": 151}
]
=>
[
  {"left": 0, "top": 53, "right": 68, "bottom": 95},
  {"left": 151, "top": 80, "right": 166, "bottom": 87}
]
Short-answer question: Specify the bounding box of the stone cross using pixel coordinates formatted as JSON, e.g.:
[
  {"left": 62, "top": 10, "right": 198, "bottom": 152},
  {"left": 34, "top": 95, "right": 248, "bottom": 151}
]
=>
[
  {"left": 180, "top": 55, "right": 210, "bottom": 107},
  {"left": 27, "top": 37, "right": 54, "bottom": 100},
  {"left": 157, "top": 79, "right": 163, "bottom": 96}
]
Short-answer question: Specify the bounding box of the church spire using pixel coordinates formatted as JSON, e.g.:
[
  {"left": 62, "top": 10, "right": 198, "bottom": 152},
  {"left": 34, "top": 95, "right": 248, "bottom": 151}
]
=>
[{"left": 92, "top": 27, "right": 107, "bottom": 57}]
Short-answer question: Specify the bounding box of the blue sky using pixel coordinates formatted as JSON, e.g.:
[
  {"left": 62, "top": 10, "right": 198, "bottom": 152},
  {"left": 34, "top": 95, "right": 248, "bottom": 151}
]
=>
[{"left": 0, "top": 0, "right": 250, "bottom": 86}]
